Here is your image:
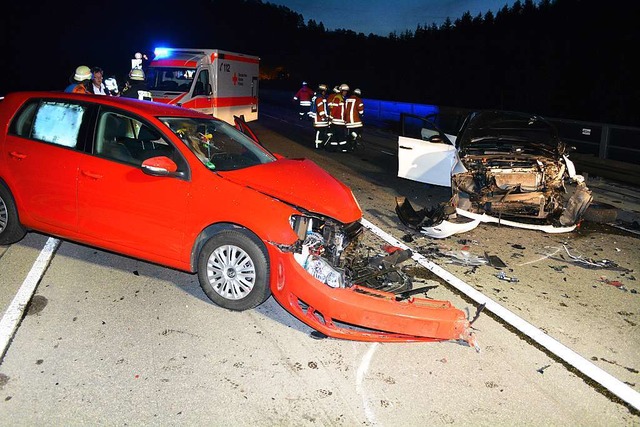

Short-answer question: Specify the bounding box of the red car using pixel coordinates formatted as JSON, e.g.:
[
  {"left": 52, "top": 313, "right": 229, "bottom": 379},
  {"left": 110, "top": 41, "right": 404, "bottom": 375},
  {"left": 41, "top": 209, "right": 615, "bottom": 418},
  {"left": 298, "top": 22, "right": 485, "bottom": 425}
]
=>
[{"left": 0, "top": 92, "right": 475, "bottom": 345}]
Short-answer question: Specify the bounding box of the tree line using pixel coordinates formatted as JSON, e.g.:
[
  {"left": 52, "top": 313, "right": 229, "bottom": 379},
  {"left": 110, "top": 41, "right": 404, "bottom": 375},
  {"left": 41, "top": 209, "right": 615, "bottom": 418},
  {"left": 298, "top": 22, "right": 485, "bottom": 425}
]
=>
[{"left": 1, "top": 0, "right": 637, "bottom": 127}]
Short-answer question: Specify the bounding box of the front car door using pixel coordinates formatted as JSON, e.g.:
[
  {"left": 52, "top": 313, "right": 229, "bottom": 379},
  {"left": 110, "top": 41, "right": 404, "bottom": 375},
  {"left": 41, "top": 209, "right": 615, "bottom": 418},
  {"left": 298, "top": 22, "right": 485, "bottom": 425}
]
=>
[
  {"left": 77, "top": 108, "right": 190, "bottom": 263},
  {"left": 397, "top": 113, "right": 460, "bottom": 187}
]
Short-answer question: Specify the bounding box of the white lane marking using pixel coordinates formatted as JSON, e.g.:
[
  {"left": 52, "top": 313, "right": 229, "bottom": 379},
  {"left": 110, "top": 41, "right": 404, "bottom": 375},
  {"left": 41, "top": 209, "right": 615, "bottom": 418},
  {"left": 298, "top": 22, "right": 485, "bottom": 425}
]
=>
[
  {"left": 360, "top": 217, "right": 640, "bottom": 412},
  {"left": 356, "top": 342, "right": 379, "bottom": 426},
  {"left": 0, "top": 237, "right": 60, "bottom": 363}
]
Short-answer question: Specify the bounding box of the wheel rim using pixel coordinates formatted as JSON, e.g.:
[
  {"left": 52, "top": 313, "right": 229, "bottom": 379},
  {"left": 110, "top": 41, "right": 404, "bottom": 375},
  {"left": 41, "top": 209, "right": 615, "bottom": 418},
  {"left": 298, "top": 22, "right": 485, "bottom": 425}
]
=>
[
  {"left": 0, "top": 197, "right": 7, "bottom": 233},
  {"left": 206, "top": 244, "right": 256, "bottom": 300}
]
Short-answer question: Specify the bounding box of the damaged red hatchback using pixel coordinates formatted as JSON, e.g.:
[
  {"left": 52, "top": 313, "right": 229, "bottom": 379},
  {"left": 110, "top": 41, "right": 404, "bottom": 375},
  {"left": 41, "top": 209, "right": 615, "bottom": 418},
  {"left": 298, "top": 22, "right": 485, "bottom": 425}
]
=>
[{"left": 0, "top": 92, "right": 475, "bottom": 345}]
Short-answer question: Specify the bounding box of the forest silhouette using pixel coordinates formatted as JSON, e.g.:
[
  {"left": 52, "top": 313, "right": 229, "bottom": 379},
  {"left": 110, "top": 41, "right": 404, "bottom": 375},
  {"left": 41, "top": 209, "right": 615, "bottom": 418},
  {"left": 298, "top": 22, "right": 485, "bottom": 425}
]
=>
[{"left": 0, "top": 0, "right": 637, "bottom": 127}]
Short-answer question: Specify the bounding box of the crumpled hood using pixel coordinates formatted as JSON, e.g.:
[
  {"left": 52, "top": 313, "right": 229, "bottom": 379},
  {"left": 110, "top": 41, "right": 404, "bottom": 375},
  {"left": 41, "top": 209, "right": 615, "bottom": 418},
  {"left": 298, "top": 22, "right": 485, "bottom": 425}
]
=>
[{"left": 218, "top": 158, "right": 362, "bottom": 223}]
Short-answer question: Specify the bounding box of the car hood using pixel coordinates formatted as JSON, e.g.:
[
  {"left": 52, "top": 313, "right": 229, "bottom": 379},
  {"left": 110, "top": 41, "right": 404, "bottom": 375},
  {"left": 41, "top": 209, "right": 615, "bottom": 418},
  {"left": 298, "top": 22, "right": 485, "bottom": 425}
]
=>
[
  {"left": 457, "top": 111, "right": 563, "bottom": 158},
  {"left": 218, "top": 158, "right": 362, "bottom": 223}
]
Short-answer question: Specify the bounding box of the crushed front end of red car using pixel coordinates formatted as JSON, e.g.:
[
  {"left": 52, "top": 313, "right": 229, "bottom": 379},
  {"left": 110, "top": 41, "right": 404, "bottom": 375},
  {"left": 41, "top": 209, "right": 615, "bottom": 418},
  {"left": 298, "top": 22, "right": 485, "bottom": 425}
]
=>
[{"left": 267, "top": 214, "right": 478, "bottom": 349}]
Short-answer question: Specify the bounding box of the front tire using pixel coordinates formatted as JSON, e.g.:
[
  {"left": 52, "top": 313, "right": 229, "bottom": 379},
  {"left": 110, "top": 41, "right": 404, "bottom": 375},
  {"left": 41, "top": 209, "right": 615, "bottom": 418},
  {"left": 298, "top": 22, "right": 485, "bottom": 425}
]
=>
[
  {"left": 197, "top": 229, "right": 271, "bottom": 311},
  {"left": 0, "top": 183, "right": 26, "bottom": 245}
]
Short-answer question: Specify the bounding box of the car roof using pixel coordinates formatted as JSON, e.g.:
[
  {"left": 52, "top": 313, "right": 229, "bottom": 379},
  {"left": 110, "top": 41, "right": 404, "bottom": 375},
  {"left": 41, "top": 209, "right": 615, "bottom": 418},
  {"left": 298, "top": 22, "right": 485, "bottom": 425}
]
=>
[{"left": 1, "top": 91, "right": 212, "bottom": 120}]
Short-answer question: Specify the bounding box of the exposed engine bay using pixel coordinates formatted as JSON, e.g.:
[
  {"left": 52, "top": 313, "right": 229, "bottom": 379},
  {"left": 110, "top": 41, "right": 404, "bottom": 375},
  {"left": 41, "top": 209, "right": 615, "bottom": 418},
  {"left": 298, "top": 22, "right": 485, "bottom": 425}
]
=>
[
  {"left": 287, "top": 215, "right": 414, "bottom": 293},
  {"left": 396, "top": 111, "right": 593, "bottom": 238}
]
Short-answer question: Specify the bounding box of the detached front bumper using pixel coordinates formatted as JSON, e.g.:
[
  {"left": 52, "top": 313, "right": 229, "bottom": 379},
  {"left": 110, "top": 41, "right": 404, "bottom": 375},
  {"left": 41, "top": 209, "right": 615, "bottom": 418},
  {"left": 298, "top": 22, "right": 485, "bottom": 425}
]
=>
[{"left": 267, "top": 244, "right": 477, "bottom": 348}]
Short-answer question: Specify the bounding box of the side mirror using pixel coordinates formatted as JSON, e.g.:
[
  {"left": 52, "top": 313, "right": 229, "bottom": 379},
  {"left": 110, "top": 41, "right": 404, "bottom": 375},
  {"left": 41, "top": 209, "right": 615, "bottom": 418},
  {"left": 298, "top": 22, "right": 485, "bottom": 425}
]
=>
[{"left": 141, "top": 156, "right": 178, "bottom": 176}]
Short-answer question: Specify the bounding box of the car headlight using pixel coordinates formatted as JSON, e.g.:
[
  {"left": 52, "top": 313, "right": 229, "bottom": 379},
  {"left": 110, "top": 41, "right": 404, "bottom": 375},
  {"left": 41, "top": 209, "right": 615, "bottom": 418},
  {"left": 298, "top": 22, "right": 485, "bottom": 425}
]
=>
[{"left": 303, "top": 256, "right": 345, "bottom": 288}]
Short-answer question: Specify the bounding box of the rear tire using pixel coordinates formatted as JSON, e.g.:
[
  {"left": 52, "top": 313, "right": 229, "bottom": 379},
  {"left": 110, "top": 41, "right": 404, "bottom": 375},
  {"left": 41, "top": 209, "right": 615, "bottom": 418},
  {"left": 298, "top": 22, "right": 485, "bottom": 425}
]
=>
[
  {"left": 0, "top": 183, "right": 26, "bottom": 245},
  {"left": 197, "top": 229, "right": 271, "bottom": 311}
]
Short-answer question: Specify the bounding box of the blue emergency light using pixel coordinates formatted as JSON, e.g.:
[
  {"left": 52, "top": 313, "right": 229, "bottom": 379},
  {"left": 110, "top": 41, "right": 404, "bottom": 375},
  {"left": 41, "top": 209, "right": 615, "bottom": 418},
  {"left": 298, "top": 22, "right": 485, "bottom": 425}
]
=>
[{"left": 153, "top": 47, "right": 172, "bottom": 59}]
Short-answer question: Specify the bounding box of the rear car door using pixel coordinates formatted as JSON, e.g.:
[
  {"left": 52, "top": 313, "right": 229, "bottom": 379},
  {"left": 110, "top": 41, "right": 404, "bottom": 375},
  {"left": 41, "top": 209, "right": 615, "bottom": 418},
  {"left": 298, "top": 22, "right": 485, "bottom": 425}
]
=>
[
  {"left": 77, "top": 108, "right": 190, "bottom": 262},
  {"left": 4, "top": 98, "right": 90, "bottom": 232}
]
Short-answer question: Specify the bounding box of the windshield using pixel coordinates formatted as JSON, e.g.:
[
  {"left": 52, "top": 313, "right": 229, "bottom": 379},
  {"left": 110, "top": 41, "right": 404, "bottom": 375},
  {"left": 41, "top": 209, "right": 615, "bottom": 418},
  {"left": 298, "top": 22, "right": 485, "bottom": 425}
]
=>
[
  {"left": 161, "top": 117, "right": 276, "bottom": 171},
  {"left": 146, "top": 67, "right": 195, "bottom": 92}
]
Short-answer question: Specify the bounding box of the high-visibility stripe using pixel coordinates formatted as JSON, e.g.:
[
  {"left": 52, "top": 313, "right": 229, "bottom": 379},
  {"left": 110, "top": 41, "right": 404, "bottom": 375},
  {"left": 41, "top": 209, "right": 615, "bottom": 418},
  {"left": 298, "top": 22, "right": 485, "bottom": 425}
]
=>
[
  {"left": 175, "top": 96, "right": 256, "bottom": 109},
  {"left": 214, "top": 54, "right": 260, "bottom": 64},
  {"left": 151, "top": 59, "right": 199, "bottom": 67}
]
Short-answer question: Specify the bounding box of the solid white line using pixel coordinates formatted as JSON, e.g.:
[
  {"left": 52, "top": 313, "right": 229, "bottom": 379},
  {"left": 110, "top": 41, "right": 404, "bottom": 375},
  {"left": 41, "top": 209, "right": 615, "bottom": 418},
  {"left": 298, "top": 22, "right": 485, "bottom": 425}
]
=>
[
  {"left": 0, "top": 237, "right": 60, "bottom": 363},
  {"left": 360, "top": 217, "right": 640, "bottom": 412},
  {"left": 356, "top": 342, "right": 379, "bottom": 425}
]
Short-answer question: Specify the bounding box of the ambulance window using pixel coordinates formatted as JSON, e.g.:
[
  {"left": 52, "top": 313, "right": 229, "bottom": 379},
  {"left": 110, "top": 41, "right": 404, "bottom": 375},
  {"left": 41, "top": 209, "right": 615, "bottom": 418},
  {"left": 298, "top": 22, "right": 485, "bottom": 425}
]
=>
[{"left": 193, "top": 71, "right": 210, "bottom": 96}]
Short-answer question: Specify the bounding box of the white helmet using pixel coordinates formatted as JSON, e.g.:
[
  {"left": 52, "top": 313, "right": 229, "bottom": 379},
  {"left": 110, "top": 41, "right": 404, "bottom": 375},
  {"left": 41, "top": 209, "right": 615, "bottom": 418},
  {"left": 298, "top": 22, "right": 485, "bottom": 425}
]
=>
[
  {"left": 318, "top": 84, "right": 327, "bottom": 91},
  {"left": 74, "top": 65, "right": 92, "bottom": 82},
  {"left": 354, "top": 88, "right": 361, "bottom": 96},
  {"left": 332, "top": 86, "right": 339, "bottom": 93},
  {"left": 339, "top": 84, "right": 349, "bottom": 91},
  {"left": 129, "top": 68, "right": 146, "bottom": 81}
]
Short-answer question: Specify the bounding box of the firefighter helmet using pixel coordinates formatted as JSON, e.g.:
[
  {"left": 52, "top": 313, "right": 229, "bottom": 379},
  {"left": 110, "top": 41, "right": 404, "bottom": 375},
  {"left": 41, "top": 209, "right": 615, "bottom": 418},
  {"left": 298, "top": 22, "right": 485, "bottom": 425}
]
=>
[
  {"left": 129, "top": 68, "right": 146, "bottom": 81},
  {"left": 339, "top": 84, "right": 349, "bottom": 91},
  {"left": 354, "top": 88, "right": 361, "bottom": 96},
  {"left": 318, "top": 84, "right": 327, "bottom": 91},
  {"left": 73, "top": 65, "right": 92, "bottom": 82},
  {"left": 332, "top": 86, "right": 339, "bottom": 93}
]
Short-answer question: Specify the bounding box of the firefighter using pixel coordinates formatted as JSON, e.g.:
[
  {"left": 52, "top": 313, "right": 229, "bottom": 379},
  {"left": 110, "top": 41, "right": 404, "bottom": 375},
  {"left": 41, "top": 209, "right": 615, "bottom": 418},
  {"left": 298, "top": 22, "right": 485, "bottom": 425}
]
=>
[
  {"left": 328, "top": 84, "right": 349, "bottom": 152},
  {"left": 293, "top": 81, "right": 314, "bottom": 120},
  {"left": 64, "top": 65, "right": 92, "bottom": 94},
  {"left": 312, "top": 84, "right": 330, "bottom": 149},
  {"left": 121, "top": 69, "right": 152, "bottom": 100},
  {"left": 344, "top": 88, "right": 365, "bottom": 151}
]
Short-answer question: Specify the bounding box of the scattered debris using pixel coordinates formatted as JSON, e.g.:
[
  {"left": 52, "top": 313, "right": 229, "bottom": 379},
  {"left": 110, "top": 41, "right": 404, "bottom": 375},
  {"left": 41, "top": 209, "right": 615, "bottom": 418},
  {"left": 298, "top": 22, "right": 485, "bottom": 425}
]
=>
[
  {"left": 537, "top": 364, "right": 551, "bottom": 374},
  {"left": 562, "top": 245, "right": 631, "bottom": 271},
  {"left": 442, "top": 250, "right": 488, "bottom": 267},
  {"left": 512, "top": 244, "right": 526, "bottom": 250},
  {"left": 495, "top": 271, "right": 519, "bottom": 283},
  {"left": 485, "top": 252, "right": 507, "bottom": 268}
]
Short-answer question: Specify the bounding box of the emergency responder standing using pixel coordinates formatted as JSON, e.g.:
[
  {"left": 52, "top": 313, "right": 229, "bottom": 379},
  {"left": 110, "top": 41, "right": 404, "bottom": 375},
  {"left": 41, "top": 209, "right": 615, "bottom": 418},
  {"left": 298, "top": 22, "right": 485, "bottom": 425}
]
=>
[
  {"left": 64, "top": 65, "right": 92, "bottom": 94},
  {"left": 344, "top": 88, "right": 365, "bottom": 151},
  {"left": 293, "top": 81, "right": 314, "bottom": 120},
  {"left": 328, "top": 84, "right": 349, "bottom": 152},
  {"left": 121, "top": 69, "right": 152, "bottom": 100},
  {"left": 312, "top": 84, "right": 330, "bottom": 149}
]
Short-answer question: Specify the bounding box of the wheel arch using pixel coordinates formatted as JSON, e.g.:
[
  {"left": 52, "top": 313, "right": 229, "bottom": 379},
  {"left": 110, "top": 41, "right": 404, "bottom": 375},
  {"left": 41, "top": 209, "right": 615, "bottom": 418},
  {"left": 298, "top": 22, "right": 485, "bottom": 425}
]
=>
[{"left": 189, "top": 222, "right": 268, "bottom": 272}]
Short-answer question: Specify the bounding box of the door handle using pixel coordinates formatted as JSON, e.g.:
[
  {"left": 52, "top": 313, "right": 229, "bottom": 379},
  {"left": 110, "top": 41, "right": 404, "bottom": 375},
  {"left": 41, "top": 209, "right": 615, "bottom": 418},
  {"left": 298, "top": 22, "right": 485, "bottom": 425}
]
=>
[
  {"left": 81, "top": 170, "right": 103, "bottom": 179},
  {"left": 9, "top": 151, "right": 27, "bottom": 159},
  {"left": 398, "top": 146, "right": 413, "bottom": 150}
]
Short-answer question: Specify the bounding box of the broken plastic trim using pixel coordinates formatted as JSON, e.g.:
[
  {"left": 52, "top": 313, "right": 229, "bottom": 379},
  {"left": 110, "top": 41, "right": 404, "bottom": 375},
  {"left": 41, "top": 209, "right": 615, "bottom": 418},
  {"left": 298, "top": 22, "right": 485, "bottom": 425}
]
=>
[{"left": 454, "top": 208, "right": 577, "bottom": 233}]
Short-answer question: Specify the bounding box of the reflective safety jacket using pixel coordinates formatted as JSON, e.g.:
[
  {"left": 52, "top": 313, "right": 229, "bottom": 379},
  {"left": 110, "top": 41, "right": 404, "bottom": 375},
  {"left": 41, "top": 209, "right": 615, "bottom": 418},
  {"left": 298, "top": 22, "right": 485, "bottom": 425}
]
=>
[
  {"left": 345, "top": 95, "right": 364, "bottom": 128},
  {"left": 328, "top": 93, "right": 345, "bottom": 125},
  {"left": 313, "top": 94, "right": 329, "bottom": 128},
  {"left": 293, "top": 85, "right": 314, "bottom": 107}
]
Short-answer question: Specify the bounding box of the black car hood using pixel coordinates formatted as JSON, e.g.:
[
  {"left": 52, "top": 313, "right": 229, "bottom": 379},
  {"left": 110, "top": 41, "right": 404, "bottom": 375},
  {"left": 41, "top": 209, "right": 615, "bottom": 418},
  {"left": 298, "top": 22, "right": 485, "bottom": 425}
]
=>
[{"left": 457, "top": 111, "right": 563, "bottom": 158}]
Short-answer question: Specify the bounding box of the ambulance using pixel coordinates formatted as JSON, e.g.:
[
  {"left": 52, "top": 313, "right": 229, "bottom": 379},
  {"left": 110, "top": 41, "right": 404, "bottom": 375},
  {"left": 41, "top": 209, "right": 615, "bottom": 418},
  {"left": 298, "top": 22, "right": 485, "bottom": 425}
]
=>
[{"left": 145, "top": 47, "right": 260, "bottom": 124}]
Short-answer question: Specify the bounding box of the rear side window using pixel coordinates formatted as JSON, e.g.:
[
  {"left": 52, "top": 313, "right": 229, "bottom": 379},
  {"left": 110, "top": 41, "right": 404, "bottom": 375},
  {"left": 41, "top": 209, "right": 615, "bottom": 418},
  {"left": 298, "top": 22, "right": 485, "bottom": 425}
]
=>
[{"left": 10, "top": 100, "right": 87, "bottom": 149}]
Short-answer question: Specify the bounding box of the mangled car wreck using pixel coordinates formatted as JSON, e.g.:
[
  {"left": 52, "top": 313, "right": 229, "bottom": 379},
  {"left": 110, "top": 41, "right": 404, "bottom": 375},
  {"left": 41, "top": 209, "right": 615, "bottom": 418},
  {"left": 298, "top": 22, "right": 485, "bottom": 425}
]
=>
[{"left": 396, "top": 110, "right": 592, "bottom": 238}]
